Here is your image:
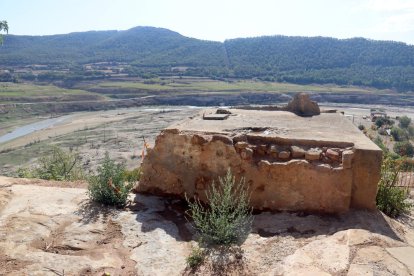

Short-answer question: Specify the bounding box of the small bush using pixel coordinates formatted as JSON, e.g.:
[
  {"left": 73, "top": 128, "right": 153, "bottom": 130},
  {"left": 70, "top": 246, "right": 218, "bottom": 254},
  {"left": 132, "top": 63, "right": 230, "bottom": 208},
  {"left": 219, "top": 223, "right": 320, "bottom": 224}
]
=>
[
  {"left": 398, "top": 115, "right": 411, "bottom": 129},
  {"left": 393, "top": 141, "right": 414, "bottom": 157},
  {"left": 374, "top": 136, "right": 388, "bottom": 153},
  {"left": 186, "top": 246, "right": 204, "bottom": 268},
  {"left": 375, "top": 117, "right": 394, "bottom": 128},
  {"left": 186, "top": 169, "right": 253, "bottom": 246},
  {"left": 88, "top": 152, "right": 133, "bottom": 206},
  {"left": 376, "top": 156, "right": 412, "bottom": 217},
  {"left": 358, "top": 124, "right": 365, "bottom": 131},
  {"left": 17, "top": 146, "right": 84, "bottom": 180},
  {"left": 391, "top": 127, "right": 408, "bottom": 141},
  {"left": 408, "top": 126, "right": 414, "bottom": 138}
]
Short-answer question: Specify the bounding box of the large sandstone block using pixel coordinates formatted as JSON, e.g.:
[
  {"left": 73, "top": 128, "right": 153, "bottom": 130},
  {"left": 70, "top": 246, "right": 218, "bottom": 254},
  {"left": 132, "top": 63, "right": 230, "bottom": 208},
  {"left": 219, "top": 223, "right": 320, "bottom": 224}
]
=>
[{"left": 136, "top": 109, "right": 382, "bottom": 213}]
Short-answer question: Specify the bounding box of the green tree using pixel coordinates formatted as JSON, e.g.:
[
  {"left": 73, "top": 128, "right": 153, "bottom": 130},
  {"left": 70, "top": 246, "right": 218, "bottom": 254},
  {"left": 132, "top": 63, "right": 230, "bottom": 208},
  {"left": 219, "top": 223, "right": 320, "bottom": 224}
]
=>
[
  {"left": 0, "top": 20, "right": 8, "bottom": 45},
  {"left": 393, "top": 141, "right": 414, "bottom": 157},
  {"left": 375, "top": 117, "right": 394, "bottom": 128},
  {"left": 398, "top": 116, "right": 411, "bottom": 129},
  {"left": 391, "top": 127, "right": 408, "bottom": 141}
]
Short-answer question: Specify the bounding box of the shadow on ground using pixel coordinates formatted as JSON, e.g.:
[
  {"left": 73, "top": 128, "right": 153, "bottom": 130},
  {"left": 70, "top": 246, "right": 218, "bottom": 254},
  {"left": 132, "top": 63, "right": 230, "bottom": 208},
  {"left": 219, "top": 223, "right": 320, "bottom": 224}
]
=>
[
  {"left": 131, "top": 192, "right": 404, "bottom": 243},
  {"left": 74, "top": 199, "right": 118, "bottom": 224}
]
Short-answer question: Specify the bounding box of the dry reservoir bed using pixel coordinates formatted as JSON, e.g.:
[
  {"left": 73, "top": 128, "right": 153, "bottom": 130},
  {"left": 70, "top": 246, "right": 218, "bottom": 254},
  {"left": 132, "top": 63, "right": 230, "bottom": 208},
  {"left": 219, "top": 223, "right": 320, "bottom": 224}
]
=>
[{"left": 0, "top": 106, "right": 200, "bottom": 175}]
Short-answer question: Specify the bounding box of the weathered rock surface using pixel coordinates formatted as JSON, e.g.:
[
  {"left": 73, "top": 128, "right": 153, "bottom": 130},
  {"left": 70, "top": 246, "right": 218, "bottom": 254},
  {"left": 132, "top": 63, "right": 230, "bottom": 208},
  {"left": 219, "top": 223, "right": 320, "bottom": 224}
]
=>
[
  {"left": 285, "top": 93, "right": 321, "bottom": 117},
  {"left": 0, "top": 178, "right": 189, "bottom": 276},
  {"left": 0, "top": 177, "right": 413, "bottom": 276}
]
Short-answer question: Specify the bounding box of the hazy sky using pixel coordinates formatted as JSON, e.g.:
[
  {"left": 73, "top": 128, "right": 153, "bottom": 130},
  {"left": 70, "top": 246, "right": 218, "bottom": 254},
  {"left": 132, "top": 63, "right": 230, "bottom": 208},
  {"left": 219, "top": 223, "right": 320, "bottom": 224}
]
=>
[{"left": 1, "top": 0, "right": 414, "bottom": 44}]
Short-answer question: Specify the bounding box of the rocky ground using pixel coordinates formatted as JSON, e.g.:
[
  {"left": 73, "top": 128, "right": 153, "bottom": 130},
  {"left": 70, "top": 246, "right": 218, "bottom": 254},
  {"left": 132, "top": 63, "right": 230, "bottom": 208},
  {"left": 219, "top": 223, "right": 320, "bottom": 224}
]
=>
[{"left": 0, "top": 176, "right": 413, "bottom": 275}]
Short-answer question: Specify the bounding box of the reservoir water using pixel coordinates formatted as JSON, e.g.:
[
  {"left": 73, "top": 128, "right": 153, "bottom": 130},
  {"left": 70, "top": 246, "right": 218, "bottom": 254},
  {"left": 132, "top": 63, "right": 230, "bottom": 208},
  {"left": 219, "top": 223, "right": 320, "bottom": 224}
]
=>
[{"left": 0, "top": 115, "right": 72, "bottom": 144}]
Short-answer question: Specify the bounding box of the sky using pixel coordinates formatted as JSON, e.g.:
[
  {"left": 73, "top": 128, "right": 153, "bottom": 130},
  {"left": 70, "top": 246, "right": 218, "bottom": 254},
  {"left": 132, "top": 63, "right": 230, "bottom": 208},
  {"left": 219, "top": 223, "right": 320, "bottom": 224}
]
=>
[{"left": 1, "top": 0, "right": 414, "bottom": 44}]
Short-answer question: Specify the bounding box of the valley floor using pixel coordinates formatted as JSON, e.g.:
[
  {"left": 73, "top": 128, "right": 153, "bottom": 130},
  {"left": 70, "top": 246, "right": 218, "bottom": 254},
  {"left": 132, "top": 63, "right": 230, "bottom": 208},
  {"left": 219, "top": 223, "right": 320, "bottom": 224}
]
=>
[{"left": 0, "top": 177, "right": 413, "bottom": 275}]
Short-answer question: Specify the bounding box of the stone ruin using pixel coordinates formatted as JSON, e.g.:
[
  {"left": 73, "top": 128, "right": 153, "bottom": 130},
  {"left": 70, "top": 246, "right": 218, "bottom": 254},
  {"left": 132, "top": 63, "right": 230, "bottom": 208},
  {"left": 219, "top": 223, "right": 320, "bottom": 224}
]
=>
[{"left": 136, "top": 94, "right": 382, "bottom": 213}]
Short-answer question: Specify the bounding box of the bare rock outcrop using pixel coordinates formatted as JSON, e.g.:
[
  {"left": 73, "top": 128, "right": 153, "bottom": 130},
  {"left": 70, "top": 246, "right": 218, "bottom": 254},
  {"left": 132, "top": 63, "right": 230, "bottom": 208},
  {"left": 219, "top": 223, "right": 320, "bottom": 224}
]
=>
[
  {"left": 285, "top": 93, "right": 321, "bottom": 117},
  {"left": 1, "top": 178, "right": 413, "bottom": 275}
]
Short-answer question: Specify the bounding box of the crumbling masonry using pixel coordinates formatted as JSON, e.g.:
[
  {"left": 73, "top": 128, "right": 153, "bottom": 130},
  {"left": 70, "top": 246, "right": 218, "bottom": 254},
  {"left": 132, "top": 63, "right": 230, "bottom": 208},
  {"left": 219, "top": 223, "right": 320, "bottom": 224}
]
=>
[{"left": 137, "top": 96, "right": 382, "bottom": 213}]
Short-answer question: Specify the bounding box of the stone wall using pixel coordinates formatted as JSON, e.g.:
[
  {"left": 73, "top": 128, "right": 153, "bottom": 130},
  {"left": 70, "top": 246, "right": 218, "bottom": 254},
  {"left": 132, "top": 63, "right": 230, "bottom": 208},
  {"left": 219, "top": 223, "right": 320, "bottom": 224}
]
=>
[{"left": 136, "top": 109, "right": 382, "bottom": 213}]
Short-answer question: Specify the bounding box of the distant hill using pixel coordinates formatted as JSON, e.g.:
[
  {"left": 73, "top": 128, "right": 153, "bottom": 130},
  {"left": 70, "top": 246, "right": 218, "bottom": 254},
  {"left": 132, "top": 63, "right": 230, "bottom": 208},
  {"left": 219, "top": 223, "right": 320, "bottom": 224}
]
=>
[
  {"left": 0, "top": 27, "right": 226, "bottom": 66},
  {"left": 1, "top": 26, "right": 414, "bottom": 91}
]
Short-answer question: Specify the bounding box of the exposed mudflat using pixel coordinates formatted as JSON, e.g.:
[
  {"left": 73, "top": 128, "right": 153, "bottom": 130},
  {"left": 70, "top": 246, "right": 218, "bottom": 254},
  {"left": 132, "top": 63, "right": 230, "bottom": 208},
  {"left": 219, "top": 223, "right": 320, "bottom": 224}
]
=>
[
  {"left": 0, "top": 106, "right": 200, "bottom": 175},
  {"left": 0, "top": 176, "right": 413, "bottom": 275}
]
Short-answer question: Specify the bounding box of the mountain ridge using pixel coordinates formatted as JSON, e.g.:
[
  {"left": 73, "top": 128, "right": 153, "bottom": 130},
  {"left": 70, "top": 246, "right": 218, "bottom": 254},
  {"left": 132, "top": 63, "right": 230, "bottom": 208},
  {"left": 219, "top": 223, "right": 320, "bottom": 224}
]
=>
[{"left": 1, "top": 26, "right": 414, "bottom": 91}]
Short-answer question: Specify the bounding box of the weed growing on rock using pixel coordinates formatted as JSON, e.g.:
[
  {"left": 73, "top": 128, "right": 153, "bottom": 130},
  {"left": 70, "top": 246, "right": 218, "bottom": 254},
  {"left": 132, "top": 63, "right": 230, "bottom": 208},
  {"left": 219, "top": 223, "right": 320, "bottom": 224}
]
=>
[
  {"left": 186, "top": 169, "right": 253, "bottom": 246},
  {"left": 186, "top": 246, "right": 205, "bottom": 268},
  {"left": 376, "top": 156, "right": 413, "bottom": 217},
  {"left": 88, "top": 152, "right": 133, "bottom": 206}
]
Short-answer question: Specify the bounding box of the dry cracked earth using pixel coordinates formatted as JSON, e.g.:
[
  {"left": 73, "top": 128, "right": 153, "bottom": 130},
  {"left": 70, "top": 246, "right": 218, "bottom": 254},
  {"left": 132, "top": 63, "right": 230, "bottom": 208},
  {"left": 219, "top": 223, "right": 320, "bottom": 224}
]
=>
[{"left": 0, "top": 176, "right": 414, "bottom": 276}]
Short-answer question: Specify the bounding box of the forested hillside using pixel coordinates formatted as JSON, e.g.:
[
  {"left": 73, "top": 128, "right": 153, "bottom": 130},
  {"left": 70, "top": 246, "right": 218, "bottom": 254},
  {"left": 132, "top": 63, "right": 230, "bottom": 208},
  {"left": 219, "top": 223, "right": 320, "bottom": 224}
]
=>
[
  {"left": 1, "top": 26, "right": 414, "bottom": 91},
  {"left": 0, "top": 27, "right": 226, "bottom": 66}
]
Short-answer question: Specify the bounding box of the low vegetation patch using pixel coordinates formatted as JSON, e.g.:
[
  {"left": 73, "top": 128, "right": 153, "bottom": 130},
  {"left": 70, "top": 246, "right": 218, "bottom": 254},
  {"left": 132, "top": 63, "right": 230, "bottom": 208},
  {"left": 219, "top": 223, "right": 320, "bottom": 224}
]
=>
[
  {"left": 376, "top": 156, "right": 413, "bottom": 217},
  {"left": 17, "top": 146, "right": 84, "bottom": 181},
  {"left": 88, "top": 152, "right": 133, "bottom": 207},
  {"left": 186, "top": 246, "right": 205, "bottom": 269},
  {"left": 185, "top": 169, "right": 253, "bottom": 270},
  {"left": 186, "top": 169, "right": 253, "bottom": 246}
]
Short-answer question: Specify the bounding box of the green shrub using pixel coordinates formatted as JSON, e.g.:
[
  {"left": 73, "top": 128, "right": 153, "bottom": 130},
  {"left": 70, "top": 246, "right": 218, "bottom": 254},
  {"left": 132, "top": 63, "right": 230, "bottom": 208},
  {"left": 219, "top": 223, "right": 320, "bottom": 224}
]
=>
[
  {"left": 375, "top": 117, "right": 394, "bottom": 128},
  {"left": 374, "top": 136, "right": 388, "bottom": 152},
  {"left": 17, "top": 146, "right": 84, "bottom": 181},
  {"left": 186, "top": 246, "right": 204, "bottom": 268},
  {"left": 186, "top": 169, "right": 253, "bottom": 246},
  {"left": 16, "top": 167, "right": 34, "bottom": 178},
  {"left": 88, "top": 152, "right": 133, "bottom": 206},
  {"left": 391, "top": 127, "right": 408, "bottom": 141},
  {"left": 393, "top": 141, "right": 414, "bottom": 157},
  {"left": 376, "top": 156, "right": 412, "bottom": 217},
  {"left": 398, "top": 115, "right": 411, "bottom": 129},
  {"left": 408, "top": 126, "right": 414, "bottom": 138},
  {"left": 358, "top": 124, "right": 365, "bottom": 131}
]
